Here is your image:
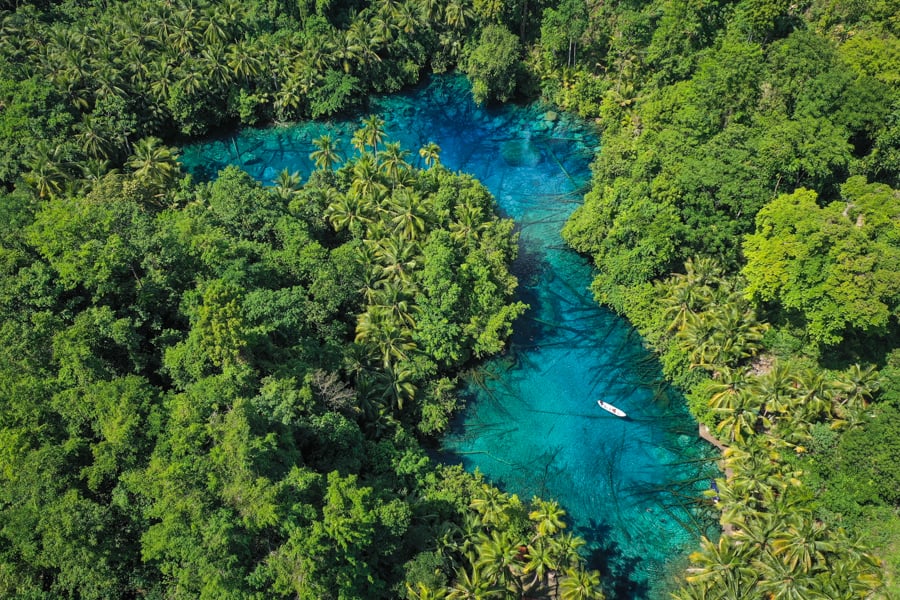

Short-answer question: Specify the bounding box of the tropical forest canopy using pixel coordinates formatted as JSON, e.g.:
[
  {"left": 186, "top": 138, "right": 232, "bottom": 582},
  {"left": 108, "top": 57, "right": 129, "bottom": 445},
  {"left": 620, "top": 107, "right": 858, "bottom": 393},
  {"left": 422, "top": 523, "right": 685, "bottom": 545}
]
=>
[{"left": 0, "top": 0, "right": 898, "bottom": 599}]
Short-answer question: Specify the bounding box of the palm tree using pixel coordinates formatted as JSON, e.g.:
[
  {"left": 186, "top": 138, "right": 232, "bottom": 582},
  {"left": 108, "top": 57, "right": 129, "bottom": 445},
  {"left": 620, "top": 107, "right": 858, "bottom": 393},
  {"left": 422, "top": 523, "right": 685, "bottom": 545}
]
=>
[
  {"left": 24, "top": 143, "right": 68, "bottom": 199},
  {"left": 350, "top": 154, "right": 387, "bottom": 202},
  {"left": 273, "top": 78, "right": 305, "bottom": 121},
  {"left": 819, "top": 557, "right": 882, "bottom": 600},
  {"left": 356, "top": 258, "right": 387, "bottom": 304},
  {"left": 393, "top": 168, "right": 418, "bottom": 190},
  {"left": 227, "top": 38, "right": 262, "bottom": 86},
  {"left": 377, "top": 0, "right": 401, "bottom": 17},
  {"left": 126, "top": 136, "right": 181, "bottom": 191},
  {"left": 383, "top": 363, "right": 417, "bottom": 411},
  {"left": 528, "top": 498, "right": 567, "bottom": 539},
  {"left": 836, "top": 363, "right": 879, "bottom": 412},
  {"left": 659, "top": 257, "right": 720, "bottom": 332},
  {"left": 92, "top": 73, "right": 127, "bottom": 110},
  {"left": 373, "top": 236, "right": 418, "bottom": 288},
  {"left": 729, "top": 510, "right": 780, "bottom": 554},
  {"left": 721, "top": 440, "right": 797, "bottom": 501},
  {"left": 371, "top": 15, "right": 396, "bottom": 47},
  {"left": 379, "top": 141, "right": 410, "bottom": 185},
  {"left": 301, "top": 41, "right": 333, "bottom": 72},
  {"left": 522, "top": 540, "right": 557, "bottom": 591},
  {"left": 361, "top": 114, "right": 387, "bottom": 155},
  {"left": 326, "top": 192, "right": 372, "bottom": 236},
  {"left": 475, "top": 529, "right": 524, "bottom": 593},
  {"left": 754, "top": 550, "right": 826, "bottom": 600},
  {"left": 449, "top": 201, "right": 487, "bottom": 244},
  {"left": 149, "top": 58, "right": 176, "bottom": 103},
  {"left": 707, "top": 366, "right": 753, "bottom": 412},
  {"left": 329, "top": 28, "right": 359, "bottom": 73},
  {"left": 685, "top": 255, "right": 724, "bottom": 284},
  {"left": 751, "top": 360, "right": 798, "bottom": 419},
  {"left": 198, "top": 46, "right": 232, "bottom": 89},
  {"left": 439, "top": 29, "right": 466, "bottom": 62},
  {"left": 771, "top": 518, "right": 835, "bottom": 573},
  {"left": 715, "top": 478, "right": 762, "bottom": 529},
  {"left": 168, "top": 10, "right": 197, "bottom": 53},
  {"left": 418, "top": 0, "right": 443, "bottom": 23},
  {"left": 474, "top": 0, "right": 503, "bottom": 22},
  {"left": 558, "top": 567, "right": 603, "bottom": 600},
  {"left": 447, "top": 566, "right": 504, "bottom": 599},
  {"left": 272, "top": 169, "right": 302, "bottom": 201},
  {"left": 817, "top": 533, "right": 882, "bottom": 598},
  {"left": 675, "top": 310, "right": 718, "bottom": 367},
  {"left": 346, "top": 18, "right": 383, "bottom": 66},
  {"left": 445, "top": 0, "right": 474, "bottom": 31},
  {"left": 470, "top": 485, "right": 511, "bottom": 529},
  {"left": 199, "top": 6, "right": 230, "bottom": 46},
  {"left": 390, "top": 188, "right": 428, "bottom": 241},
  {"left": 684, "top": 536, "right": 756, "bottom": 599},
  {"left": 419, "top": 142, "right": 442, "bottom": 168},
  {"left": 351, "top": 128, "right": 369, "bottom": 155},
  {"left": 459, "top": 511, "right": 484, "bottom": 562},
  {"left": 310, "top": 134, "right": 341, "bottom": 171},
  {"left": 714, "top": 394, "right": 764, "bottom": 445},
  {"left": 406, "top": 582, "right": 447, "bottom": 600},
  {"left": 355, "top": 307, "right": 416, "bottom": 370},
  {"left": 393, "top": 0, "right": 423, "bottom": 34},
  {"left": 371, "top": 286, "right": 418, "bottom": 329},
  {"left": 794, "top": 367, "right": 840, "bottom": 421},
  {"left": 549, "top": 532, "right": 586, "bottom": 570},
  {"left": 80, "top": 159, "right": 116, "bottom": 185},
  {"left": 24, "top": 157, "right": 67, "bottom": 199},
  {"left": 175, "top": 60, "right": 203, "bottom": 97},
  {"left": 709, "top": 302, "right": 768, "bottom": 366}
]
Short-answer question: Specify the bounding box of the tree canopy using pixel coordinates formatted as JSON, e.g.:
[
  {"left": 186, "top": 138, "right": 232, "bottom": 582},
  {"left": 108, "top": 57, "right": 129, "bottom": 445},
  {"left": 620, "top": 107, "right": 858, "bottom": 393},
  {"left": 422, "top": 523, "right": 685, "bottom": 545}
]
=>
[
  {"left": 1, "top": 0, "right": 898, "bottom": 596},
  {"left": 743, "top": 177, "right": 900, "bottom": 345}
]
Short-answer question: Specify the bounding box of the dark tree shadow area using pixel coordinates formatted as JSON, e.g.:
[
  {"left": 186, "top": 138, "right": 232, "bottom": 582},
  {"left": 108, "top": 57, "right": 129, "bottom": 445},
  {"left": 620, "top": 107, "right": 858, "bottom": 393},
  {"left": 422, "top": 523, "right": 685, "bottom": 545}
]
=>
[{"left": 580, "top": 519, "right": 650, "bottom": 600}]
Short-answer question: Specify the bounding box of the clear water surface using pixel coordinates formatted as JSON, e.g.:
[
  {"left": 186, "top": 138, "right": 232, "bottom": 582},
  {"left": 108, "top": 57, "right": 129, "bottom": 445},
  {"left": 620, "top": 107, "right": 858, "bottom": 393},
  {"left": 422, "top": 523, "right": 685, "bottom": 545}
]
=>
[{"left": 182, "top": 74, "right": 719, "bottom": 600}]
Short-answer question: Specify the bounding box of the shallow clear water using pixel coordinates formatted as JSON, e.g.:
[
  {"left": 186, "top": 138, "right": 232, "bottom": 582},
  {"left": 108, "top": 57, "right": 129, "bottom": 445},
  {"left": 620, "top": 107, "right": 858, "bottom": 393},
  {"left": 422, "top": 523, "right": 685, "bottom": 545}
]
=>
[{"left": 182, "top": 74, "right": 718, "bottom": 600}]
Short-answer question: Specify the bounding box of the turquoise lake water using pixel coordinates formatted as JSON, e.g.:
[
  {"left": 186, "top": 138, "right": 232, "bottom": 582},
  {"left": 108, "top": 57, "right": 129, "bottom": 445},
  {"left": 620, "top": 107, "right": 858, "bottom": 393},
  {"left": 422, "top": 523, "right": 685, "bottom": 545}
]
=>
[{"left": 182, "top": 74, "right": 719, "bottom": 600}]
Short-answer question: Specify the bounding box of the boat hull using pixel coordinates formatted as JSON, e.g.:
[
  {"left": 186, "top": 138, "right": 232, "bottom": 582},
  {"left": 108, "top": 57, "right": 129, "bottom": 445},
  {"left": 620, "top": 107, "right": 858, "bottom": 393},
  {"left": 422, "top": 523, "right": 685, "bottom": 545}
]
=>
[{"left": 597, "top": 400, "right": 627, "bottom": 418}]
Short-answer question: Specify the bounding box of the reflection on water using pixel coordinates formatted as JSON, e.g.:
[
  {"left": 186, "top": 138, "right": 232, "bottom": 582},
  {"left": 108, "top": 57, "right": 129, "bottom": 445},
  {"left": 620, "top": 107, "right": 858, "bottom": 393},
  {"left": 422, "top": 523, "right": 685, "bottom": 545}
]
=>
[{"left": 182, "top": 74, "right": 719, "bottom": 600}]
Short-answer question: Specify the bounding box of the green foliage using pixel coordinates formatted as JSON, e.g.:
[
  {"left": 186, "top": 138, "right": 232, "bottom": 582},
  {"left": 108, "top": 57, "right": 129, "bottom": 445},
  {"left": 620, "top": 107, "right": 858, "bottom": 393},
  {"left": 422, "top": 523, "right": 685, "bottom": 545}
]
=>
[
  {"left": 309, "top": 70, "right": 361, "bottom": 119},
  {"left": 2, "top": 0, "right": 899, "bottom": 597},
  {"left": 538, "top": 1, "right": 899, "bottom": 597},
  {"left": 417, "top": 377, "right": 459, "bottom": 435},
  {"left": 402, "top": 551, "right": 449, "bottom": 598},
  {"left": 564, "top": 180, "right": 682, "bottom": 298},
  {"left": 856, "top": 506, "right": 900, "bottom": 600},
  {"left": 743, "top": 179, "right": 900, "bottom": 345},
  {"left": 732, "top": 0, "right": 797, "bottom": 42},
  {"left": 0, "top": 110, "right": 531, "bottom": 596},
  {"left": 0, "top": 0, "right": 484, "bottom": 191},
  {"left": 0, "top": 75, "right": 74, "bottom": 184},
  {"left": 539, "top": 0, "right": 588, "bottom": 69},
  {"left": 834, "top": 405, "right": 900, "bottom": 505},
  {"left": 465, "top": 24, "right": 522, "bottom": 104},
  {"left": 204, "top": 165, "right": 286, "bottom": 241},
  {"left": 561, "top": 10, "right": 899, "bottom": 308}
]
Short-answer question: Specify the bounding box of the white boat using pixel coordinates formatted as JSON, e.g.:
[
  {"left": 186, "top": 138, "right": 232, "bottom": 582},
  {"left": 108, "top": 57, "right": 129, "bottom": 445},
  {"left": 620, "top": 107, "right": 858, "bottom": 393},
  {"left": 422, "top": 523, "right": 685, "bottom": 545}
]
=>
[{"left": 597, "top": 400, "right": 627, "bottom": 418}]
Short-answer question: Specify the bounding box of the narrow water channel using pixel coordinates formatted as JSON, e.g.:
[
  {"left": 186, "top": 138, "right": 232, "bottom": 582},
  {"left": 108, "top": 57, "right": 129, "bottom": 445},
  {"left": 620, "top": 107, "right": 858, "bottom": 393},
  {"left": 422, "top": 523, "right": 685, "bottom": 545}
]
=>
[{"left": 182, "top": 74, "right": 719, "bottom": 600}]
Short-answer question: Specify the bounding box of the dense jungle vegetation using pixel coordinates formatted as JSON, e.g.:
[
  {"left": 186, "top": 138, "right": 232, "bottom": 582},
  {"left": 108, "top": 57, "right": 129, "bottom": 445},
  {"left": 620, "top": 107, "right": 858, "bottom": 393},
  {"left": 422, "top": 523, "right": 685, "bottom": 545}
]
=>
[
  {"left": 0, "top": 0, "right": 898, "bottom": 598},
  {"left": 553, "top": 1, "right": 899, "bottom": 598}
]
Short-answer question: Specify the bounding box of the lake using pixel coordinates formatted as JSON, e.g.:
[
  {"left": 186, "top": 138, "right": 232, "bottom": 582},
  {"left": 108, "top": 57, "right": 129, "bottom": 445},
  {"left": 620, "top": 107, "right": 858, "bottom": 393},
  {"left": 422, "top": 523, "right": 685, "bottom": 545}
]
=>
[{"left": 182, "top": 74, "right": 719, "bottom": 600}]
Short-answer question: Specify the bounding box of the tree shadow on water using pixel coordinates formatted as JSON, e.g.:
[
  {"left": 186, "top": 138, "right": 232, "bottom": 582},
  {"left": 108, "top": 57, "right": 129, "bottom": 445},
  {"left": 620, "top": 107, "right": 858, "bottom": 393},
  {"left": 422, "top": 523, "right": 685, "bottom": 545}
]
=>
[
  {"left": 580, "top": 519, "right": 650, "bottom": 600},
  {"left": 508, "top": 240, "right": 553, "bottom": 347}
]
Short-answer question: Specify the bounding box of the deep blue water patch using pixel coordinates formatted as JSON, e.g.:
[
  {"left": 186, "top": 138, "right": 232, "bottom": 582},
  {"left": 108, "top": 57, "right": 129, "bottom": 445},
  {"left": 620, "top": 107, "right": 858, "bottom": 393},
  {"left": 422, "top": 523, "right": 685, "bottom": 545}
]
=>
[{"left": 182, "top": 74, "right": 719, "bottom": 600}]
